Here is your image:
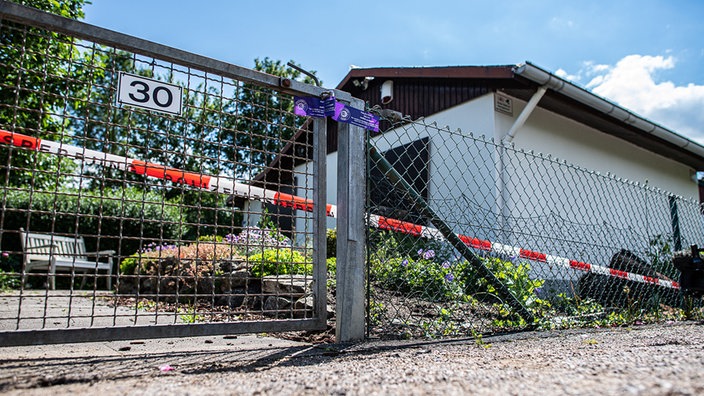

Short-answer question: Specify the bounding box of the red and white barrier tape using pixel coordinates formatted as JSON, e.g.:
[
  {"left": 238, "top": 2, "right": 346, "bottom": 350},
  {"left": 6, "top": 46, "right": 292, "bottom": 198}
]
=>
[
  {"left": 0, "top": 129, "right": 679, "bottom": 290},
  {"left": 367, "top": 215, "right": 679, "bottom": 290},
  {"left": 0, "top": 129, "right": 336, "bottom": 217}
]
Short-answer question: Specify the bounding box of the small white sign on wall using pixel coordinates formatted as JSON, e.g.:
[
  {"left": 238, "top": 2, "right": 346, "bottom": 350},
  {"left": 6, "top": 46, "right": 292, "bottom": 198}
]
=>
[
  {"left": 117, "top": 72, "right": 183, "bottom": 115},
  {"left": 495, "top": 93, "right": 513, "bottom": 116}
]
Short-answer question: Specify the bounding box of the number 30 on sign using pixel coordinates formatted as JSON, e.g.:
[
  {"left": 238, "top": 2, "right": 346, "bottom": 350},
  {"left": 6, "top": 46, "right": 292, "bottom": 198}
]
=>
[{"left": 117, "top": 72, "right": 183, "bottom": 115}]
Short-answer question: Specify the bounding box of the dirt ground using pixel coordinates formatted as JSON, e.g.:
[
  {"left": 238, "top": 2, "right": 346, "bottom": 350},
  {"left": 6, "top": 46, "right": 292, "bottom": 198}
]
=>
[{"left": 1, "top": 321, "right": 703, "bottom": 395}]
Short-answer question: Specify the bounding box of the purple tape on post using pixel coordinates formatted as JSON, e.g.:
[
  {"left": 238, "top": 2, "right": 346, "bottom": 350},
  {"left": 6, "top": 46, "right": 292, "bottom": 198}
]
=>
[
  {"left": 294, "top": 96, "right": 327, "bottom": 118},
  {"left": 294, "top": 96, "right": 380, "bottom": 132},
  {"left": 331, "top": 103, "right": 380, "bottom": 132}
]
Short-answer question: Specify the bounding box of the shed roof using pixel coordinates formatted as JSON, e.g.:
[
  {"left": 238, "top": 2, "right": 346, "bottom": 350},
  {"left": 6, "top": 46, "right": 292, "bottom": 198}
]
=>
[{"left": 336, "top": 62, "right": 704, "bottom": 170}]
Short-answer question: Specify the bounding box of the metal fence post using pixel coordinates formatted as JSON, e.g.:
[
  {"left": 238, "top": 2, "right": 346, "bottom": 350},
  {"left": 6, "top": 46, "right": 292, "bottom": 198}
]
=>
[
  {"left": 335, "top": 99, "right": 366, "bottom": 342},
  {"left": 313, "top": 118, "right": 328, "bottom": 326},
  {"left": 669, "top": 194, "right": 683, "bottom": 252}
]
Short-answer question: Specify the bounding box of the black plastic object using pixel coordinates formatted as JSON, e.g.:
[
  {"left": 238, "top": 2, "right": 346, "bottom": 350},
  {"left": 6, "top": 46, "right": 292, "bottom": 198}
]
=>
[{"left": 673, "top": 245, "right": 704, "bottom": 297}]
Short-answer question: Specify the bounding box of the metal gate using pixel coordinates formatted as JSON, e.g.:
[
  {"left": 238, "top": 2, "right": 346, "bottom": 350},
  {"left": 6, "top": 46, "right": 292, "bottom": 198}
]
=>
[{"left": 0, "top": 2, "right": 351, "bottom": 345}]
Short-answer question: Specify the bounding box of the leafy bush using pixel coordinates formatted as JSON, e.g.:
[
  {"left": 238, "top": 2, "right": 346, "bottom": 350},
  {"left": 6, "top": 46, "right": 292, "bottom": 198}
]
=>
[
  {"left": 371, "top": 248, "right": 469, "bottom": 302},
  {"left": 464, "top": 257, "right": 546, "bottom": 309},
  {"left": 248, "top": 249, "right": 311, "bottom": 278},
  {"left": 326, "top": 228, "right": 336, "bottom": 258},
  {"left": 370, "top": 242, "right": 552, "bottom": 327},
  {"left": 2, "top": 188, "right": 185, "bottom": 257},
  {"left": 198, "top": 235, "right": 224, "bottom": 243},
  {"left": 326, "top": 257, "right": 337, "bottom": 274},
  {"left": 0, "top": 269, "right": 21, "bottom": 290}
]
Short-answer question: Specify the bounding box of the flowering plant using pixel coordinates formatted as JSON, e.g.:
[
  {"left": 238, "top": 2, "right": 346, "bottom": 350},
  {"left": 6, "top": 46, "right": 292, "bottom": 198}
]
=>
[{"left": 371, "top": 247, "right": 467, "bottom": 301}]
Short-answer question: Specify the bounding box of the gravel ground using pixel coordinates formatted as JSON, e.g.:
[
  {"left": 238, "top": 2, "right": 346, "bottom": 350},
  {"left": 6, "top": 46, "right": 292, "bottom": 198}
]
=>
[{"left": 1, "top": 321, "right": 703, "bottom": 395}]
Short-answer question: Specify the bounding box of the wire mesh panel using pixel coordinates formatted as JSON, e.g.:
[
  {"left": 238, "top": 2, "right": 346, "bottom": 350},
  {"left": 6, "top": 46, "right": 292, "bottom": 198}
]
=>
[
  {"left": 0, "top": 4, "right": 330, "bottom": 345},
  {"left": 366, "top": 112, "right": 704, "bottom": 340}
]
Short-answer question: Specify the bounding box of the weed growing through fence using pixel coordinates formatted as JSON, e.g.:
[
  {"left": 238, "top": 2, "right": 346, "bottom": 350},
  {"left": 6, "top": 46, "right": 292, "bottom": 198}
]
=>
[
  {"left": 178, "top": 306, "right": 205, "bottom": 323},
  {"left": 647, "top": 234, "right": 676, "bottom": 279},
  {"left": 370, "top": 247, "right": 468, "bottom": 302},
  {"left": 368, "top": 235, "right": 695, "bottom": 337},
  {"left": 370, "top": 242, "right": 556, "bottom": 333},
  {"left": 471, "top": 329, "right": 492, "bottom": 349},
  {"left": 368, "top": 300, "right": 386, "bottom": 326}
]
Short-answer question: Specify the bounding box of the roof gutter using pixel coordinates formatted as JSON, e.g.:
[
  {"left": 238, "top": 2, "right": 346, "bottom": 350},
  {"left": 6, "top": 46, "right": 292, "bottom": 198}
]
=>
[{"left": 512, "top": 62, "right": 704, "bottom": 162}]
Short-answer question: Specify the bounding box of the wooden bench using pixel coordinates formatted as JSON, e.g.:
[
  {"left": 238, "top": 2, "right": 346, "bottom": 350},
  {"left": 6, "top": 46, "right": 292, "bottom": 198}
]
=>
[{"left": 19, "top": 228, "right": 115, "bottom": 290}]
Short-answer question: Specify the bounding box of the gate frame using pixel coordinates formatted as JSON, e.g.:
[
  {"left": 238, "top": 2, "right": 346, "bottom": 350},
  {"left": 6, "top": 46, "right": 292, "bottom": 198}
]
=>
[{"left": 0, "top": 1, "right": 359, "bottom": 346}]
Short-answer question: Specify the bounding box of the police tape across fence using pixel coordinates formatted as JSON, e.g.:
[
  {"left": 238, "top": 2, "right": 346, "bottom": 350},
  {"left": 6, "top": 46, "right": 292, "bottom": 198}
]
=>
[{"left": 0, "top": 128, "right": 680, "bottom": 291}]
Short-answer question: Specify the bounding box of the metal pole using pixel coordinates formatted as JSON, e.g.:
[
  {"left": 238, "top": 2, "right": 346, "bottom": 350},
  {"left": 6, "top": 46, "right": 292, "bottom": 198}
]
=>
[
  {"left": 313, "top": 118, "right": 328, "bottom": 327},
  {"left": 335, "top": 100, "right": 367, "bottom": 342}
]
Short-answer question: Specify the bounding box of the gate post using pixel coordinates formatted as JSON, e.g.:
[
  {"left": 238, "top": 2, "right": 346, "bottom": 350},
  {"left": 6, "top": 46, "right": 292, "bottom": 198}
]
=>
[{"left": 335, "top": 98, "right": 366, "bottom": 342}]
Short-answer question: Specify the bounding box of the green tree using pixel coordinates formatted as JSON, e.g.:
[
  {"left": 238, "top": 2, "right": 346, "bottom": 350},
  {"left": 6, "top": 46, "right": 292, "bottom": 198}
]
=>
[
  {"left": 212, "top": 58, "right": 319, "bottom": 179},
  {"left": 0, "top": 0, "right": 87, "bottom": 189}
]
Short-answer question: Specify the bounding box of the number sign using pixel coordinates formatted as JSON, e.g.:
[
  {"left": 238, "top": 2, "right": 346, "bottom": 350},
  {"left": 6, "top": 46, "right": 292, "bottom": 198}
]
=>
[{"left": 117, "top": 72, "right": 183, "bottom": 115}]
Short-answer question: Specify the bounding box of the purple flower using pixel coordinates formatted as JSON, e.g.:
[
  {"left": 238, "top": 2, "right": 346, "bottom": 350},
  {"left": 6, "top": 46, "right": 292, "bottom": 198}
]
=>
[
  {"left": 444, "top": 273, "right": 455, "bottom": 282},
  {"left": 1, "top": 252, "right": 8, "bottom": 258},
  {"left": 417, "top": 248, "right": 424, "bottom": 256},
  {"left": 441, "top": 261, "right": 450, "bottom": 268},
  {"left": 422, "top": 250, "right": 435, "bottom": 260},
  {"left": 401, "top": 259, "right": 409, "bottom": 267}
]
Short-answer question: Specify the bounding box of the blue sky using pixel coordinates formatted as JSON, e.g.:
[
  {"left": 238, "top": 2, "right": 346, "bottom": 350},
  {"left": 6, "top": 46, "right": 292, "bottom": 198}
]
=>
[{"left": 84, "top": 0, "right": 704, "bottom": 142}]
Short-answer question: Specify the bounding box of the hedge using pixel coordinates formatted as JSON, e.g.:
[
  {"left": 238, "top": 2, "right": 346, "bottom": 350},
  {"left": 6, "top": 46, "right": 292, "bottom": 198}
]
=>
[{"left": 1, "top": 188, "right": 186, "bottom": 258}]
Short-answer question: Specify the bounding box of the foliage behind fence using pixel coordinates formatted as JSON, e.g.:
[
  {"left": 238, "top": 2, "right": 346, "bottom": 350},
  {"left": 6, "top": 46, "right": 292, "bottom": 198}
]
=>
[{"left": 365, "top": 112, "right": 704, "bottom": 339}]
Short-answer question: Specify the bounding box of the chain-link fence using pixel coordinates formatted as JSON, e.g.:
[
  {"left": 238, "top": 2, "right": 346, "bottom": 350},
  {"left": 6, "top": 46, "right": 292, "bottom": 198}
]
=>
[
  {"left": 366, "top": 112, "right": 704, "bottom": 340},
  {"left": 0, "top": 3, "right": 332, "bottom": 345}
]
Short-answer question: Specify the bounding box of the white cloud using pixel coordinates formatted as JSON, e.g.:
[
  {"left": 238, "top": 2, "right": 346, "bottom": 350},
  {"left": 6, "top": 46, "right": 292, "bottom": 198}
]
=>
[
  {"left": 549, "top": 17, "right": 575, "bottom": 30},
  {"left": 555, "top": 68, "right": 579, "bottom": 81},
  {"left": 564, "top": 55, "right": 704, "bottom": 144}
]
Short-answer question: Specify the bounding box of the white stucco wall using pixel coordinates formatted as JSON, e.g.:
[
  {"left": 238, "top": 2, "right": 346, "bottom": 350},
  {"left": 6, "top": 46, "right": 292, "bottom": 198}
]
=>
[
  {"left": 494, "top": 93, "right": 702, "bottom": 285},
  {"left": 504, "top": 96, "right": 697, "bottom": 199}
]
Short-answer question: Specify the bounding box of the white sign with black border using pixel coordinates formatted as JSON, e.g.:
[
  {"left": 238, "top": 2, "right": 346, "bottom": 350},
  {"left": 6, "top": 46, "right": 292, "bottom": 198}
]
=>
[
  {"left": 117, "top": 72, "right": 183, "bottom": 115},
  {"left": 495, "top": 92, "right": 513, "bottom": 116}
]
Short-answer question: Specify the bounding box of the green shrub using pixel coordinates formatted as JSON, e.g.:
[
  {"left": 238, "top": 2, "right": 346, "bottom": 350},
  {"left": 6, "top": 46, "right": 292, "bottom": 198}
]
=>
[
  {"left": 326, "top": 228, "right": 336, "bottom": 258},
  {"left": 1, "top": 188, "right": 186, "bottom": 257},
  {"left": 370, "top": 244, "right": 550, "bottom": 323},
  {"left": 0, "top": 269, "right": 21, "bottom": 290},
  {"left": 326, "top": 257, "right": 337, "bottom": 274},
  {"left": 248, "top": 249, "right": 311, "bottom": 278},
  {"left": 370, "top": 248, "right": 468, "bottom": 302},
  {"left": 463, "top": 257, "right": 546, "bottom": 307},
  {"left": 198, "top": 234, "right": 224, "bottom": 243},
  {"left": 119, "top": 255, "right": 139, "bottom": 276}
]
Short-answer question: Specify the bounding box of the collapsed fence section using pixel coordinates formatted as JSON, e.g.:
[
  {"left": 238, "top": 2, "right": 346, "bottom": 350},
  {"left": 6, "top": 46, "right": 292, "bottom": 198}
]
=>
[
  {"left": 365, "top": 113, "right": 704, "bottom": 340},
  {"left": 0, "top": 2, "right": 340, "bottom": 345}
]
